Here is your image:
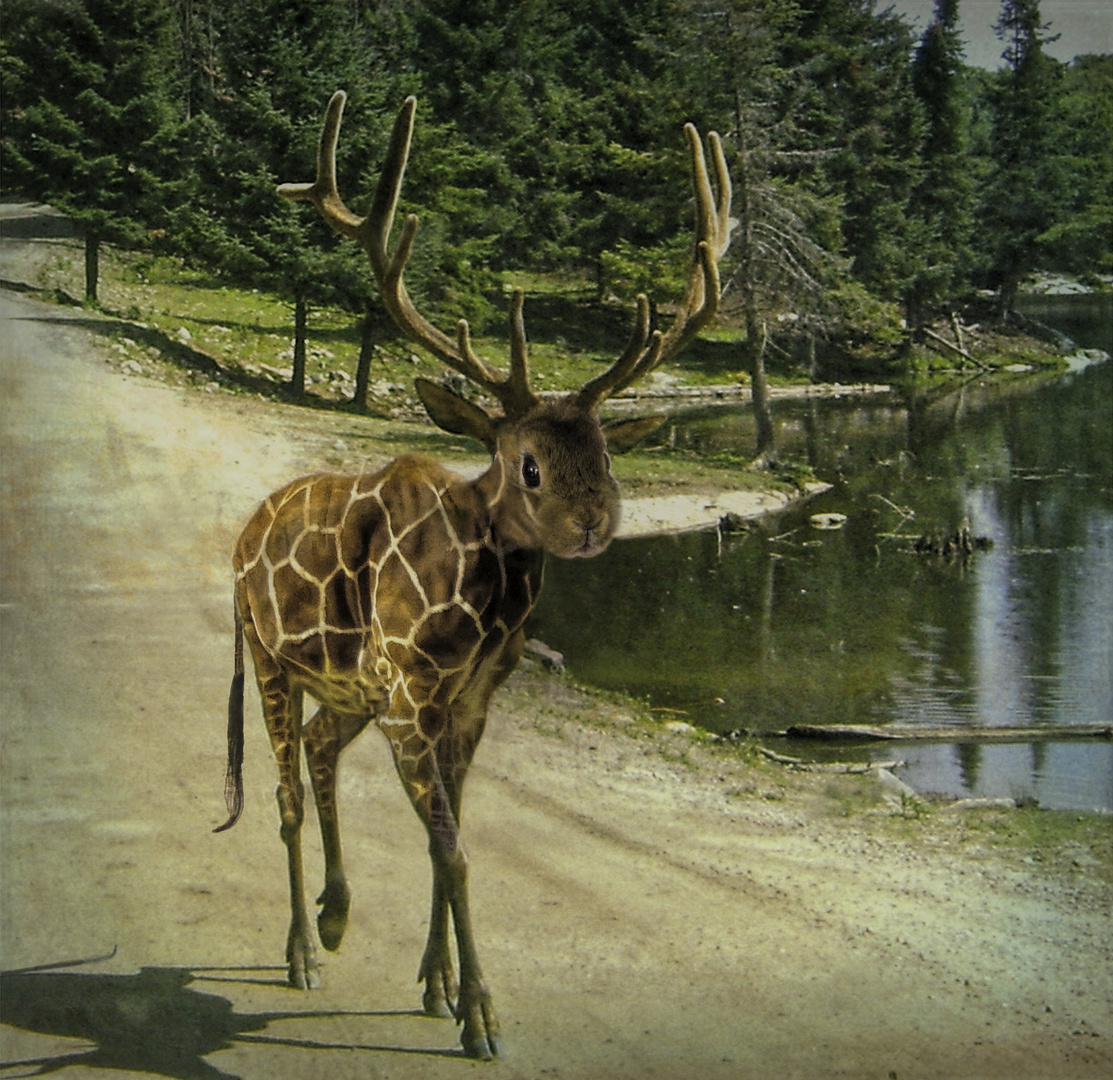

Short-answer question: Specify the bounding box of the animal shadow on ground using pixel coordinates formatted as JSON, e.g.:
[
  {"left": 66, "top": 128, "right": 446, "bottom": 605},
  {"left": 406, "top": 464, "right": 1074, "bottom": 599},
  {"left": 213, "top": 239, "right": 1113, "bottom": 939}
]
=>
[{"left": 0, "top": 952, "right": 461, "bottom": 1079}]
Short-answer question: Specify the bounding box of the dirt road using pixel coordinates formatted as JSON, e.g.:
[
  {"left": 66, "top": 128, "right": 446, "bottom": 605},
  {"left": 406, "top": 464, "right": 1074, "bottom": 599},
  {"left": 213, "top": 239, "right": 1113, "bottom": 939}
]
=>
[{"left": 1, "top": 223, "right": 1110, "bottom": 1079}]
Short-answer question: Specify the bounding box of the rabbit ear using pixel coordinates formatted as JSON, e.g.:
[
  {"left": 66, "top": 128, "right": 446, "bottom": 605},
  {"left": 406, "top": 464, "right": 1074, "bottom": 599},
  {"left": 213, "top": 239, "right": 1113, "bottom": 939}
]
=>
[
  {"left": 415, "top": 377, "right": 498, "bottom": 452},
  {"left": 603, "top": 414, "right": 666, "bottom": 454}
]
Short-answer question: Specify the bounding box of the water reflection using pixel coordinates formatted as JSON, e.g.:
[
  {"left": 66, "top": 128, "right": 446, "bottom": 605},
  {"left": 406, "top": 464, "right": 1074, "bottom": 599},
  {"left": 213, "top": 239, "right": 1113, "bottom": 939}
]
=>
[
  {"left": 896, "top": 741, "right": 1113, "bottom": 813},
  {"left": 530, "top": 359, "right": 1113, "bottom": 811}
]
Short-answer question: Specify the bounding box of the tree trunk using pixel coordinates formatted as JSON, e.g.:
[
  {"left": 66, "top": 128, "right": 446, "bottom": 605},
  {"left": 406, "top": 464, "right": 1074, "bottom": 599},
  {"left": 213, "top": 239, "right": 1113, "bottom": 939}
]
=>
[
  {"left": 748, "top": 316, "right": 776, "bottom": 463},
  {"left": 353, "top": 305, "right": 376, "bottom": 413},
  {"left": 291, "top": 294, "right": 308, "bottom": 398},
  {"left": 732, "top": 143, "right": 776, "bottom": 466},
  {"left": 84, "top": 232, "right": 100, "bottom": 304},
  {"left": 997, "top": 270, "right": 1020, "bottom": 319}
]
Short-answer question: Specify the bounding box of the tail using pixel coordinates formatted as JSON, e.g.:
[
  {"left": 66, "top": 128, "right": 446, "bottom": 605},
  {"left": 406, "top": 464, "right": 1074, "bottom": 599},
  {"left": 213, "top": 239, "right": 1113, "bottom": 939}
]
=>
[{"left": 213, "top": 598, "right": 246, "bottom": 833}]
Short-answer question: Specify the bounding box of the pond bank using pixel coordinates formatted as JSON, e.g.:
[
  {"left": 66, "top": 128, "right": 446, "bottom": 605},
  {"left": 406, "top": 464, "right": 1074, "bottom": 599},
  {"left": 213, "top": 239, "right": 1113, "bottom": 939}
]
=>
[{"left": 617, "top": 481, "right": 832, "bottom": 538}]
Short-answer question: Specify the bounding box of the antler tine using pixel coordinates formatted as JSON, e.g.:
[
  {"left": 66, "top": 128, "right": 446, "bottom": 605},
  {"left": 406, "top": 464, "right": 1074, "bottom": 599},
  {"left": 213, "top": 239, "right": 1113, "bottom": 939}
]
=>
[
  {"left": 277, "top": 91, "right": 363, "bottom": 238},
  {"left": 577, "top": 125, "right": 733, "bottom": 410},
  {"left": 506, "top": 288, "right": 533, "bottom": 408},
  {"left": 279, "top": 93, "right": 539, "bottom": 417},
  {"left": 645, "top": 129, "right": 732, "bottom": 364},
  {"left": 575, "top": 294, "right": 653, "bottom": 408}
]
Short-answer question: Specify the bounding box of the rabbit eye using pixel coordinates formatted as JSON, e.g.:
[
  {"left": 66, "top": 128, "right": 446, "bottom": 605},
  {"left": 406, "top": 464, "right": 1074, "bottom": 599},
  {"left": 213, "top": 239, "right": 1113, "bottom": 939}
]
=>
[{"left": 522, "top": 453, "right": 541, "bottom": 489}]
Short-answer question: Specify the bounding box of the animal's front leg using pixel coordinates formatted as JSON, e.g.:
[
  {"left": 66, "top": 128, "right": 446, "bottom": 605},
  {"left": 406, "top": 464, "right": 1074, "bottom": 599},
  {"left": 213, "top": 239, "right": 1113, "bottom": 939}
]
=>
[
  {"left": 433, "top": 836, "right": 501, "bottom": 1060},
  {"left": 389, "top": 723, "right": 500, "bottom": 1059},
  {"left": 417, "top": 868, "right": 458, "bottom": 1019}
]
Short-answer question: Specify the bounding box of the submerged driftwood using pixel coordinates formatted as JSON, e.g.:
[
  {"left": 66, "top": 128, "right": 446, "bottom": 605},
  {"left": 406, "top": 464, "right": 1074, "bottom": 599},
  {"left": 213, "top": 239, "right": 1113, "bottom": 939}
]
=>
[
  {"left": 911, "top": 527, "right": 993, "bottom": 558},
  {"left": 757, "top": 747, "right": 904, "bottom": 773},
  {"left": 768, "top": 723, "right": 1112, "bottom": 743}
]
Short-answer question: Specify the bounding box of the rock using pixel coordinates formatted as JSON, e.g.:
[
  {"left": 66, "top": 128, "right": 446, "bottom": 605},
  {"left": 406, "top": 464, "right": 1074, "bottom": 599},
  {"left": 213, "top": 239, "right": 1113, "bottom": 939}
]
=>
[
  {"left": 120, "top": 359, "right": 143, "bottom": 376},
  {"left": 175, "top": 326, "right": 192, "bottom": 343},
  {"left": 524, "top": 638, "right": 565, "bottom": 673},
  {"left": 810, "top": 512, "right": 847, "bottom": 530},
  {"left": 663, "top": 720, "right": 697, "bottom": 735},
  {"left": 943, "top": 797, "right": 1017, "bottom": 812},
  {"left": 1065, "top": 349, "right": 1110, "bottom": 371},
  {"left": 370, "top": 380, "right": 408, "bottom": 396},
  {"left": 877, "top": 767, "right": 918, "bottom": 801}
]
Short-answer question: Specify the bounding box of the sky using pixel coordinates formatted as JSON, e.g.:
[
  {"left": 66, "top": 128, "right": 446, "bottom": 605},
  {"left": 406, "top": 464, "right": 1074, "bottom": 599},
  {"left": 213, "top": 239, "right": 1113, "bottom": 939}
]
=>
[{"left": 890, "top": 0, "right": 1113, "bottom": 68}]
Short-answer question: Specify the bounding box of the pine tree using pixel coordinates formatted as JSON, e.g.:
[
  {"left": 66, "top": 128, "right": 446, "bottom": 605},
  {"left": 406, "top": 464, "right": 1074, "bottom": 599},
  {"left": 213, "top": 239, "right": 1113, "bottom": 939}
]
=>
[
  {"left": 979, "top": 0, "right": 1064, "bottom": 314},
  {"left": 178, "top": 0, "right": 384, "bottom": 396},
  {"left": 1037, "top": 55, "right": 1113, "bottom": 275},
  {"left": 411, "top": 0, "right": 677, "bottom": 277},
  {"left": 779, "top": 0, "right": 925, "bottom": 305},
  {"left": 655, "top": 0, "right": 851, "bottom": 455},
  {"left": 905, "top": 0, "right": 975, "bottom": 328},
  {"left": 2, "top": 0, "right": 180, "bottom": 302}
]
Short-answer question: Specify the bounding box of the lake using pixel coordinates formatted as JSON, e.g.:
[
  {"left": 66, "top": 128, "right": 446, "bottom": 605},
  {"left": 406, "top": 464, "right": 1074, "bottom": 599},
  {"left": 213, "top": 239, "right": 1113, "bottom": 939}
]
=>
[{"left": 529, "top": 295, "right": 1113, "bottom": 812}]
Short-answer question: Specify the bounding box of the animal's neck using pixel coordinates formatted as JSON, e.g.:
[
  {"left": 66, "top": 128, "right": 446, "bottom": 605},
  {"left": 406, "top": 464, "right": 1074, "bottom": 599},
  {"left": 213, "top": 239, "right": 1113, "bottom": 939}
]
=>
[{"left": 471, "top": 454, "right": 539, "bottom": 556}]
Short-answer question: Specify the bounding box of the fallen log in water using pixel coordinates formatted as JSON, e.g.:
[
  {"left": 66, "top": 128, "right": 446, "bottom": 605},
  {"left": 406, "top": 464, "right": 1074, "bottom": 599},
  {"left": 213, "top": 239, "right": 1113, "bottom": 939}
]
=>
[
  {"left": 768, "top": 723, "right": 1112, "bottom": 743},
  {"left": 757, "top": 747, "right": 905, "bottom": 772}
]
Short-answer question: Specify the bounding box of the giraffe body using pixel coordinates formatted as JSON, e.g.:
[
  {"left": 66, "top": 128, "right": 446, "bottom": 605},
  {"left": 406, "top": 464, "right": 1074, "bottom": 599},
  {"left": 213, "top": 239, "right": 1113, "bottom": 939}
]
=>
[
  {"left": 226, "top": 404, "right": 617, "bottom": 1059},
  {"left": 219, "top": 90, "right": 731, "bottom": 1060},
  {"left": 236, "top": 455, "right": 542, "bottom": 730}
]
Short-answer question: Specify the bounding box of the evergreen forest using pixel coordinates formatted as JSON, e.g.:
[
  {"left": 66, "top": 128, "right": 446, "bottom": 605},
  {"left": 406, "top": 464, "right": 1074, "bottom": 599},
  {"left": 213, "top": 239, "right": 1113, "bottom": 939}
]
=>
[{"left": 2, "top": 0, "right": 1110, "bottom": 389}]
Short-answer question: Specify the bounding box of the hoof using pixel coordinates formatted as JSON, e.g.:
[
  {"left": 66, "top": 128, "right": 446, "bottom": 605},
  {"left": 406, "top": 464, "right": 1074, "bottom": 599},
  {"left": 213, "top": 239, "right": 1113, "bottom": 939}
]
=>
[
  {"left": 461, "top": 1028, "right": 501, "bottom": 1060},
  {"left": 419, "top": 958, "right": 459, "bottom": 1020},
  {"left": 316, "top": 881, "right": 351, "bottom": 953},
  {"left": 287, "top": 960, "right": 322, "bottom": 990},
  {"left": 422, "top": 987, "right": 455, "bottom": 1020},
  {"left": 317, "top": 908, "right": 348, "bottom": 952},
  {"left": 457, "top": 990, "right": 501, "bottom": 1060},
  {"left": 286, "top": 934, "right": 321, "bottom": 990}
]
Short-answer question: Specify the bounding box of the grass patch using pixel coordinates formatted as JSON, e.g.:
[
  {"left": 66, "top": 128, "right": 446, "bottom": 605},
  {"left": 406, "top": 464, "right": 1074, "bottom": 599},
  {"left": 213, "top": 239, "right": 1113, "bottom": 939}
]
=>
[
  {"left": 35, "top": 241, "right": 767, "bottom": 400},
  {"left": 957, "top": 805, "right": 1113, "bottom": 877},
  {"left": 878, "top": 801, "right": 1113, "bottom": 884},
  {"left": 608, "top": 445, "right": 798, "bottom": 497}
]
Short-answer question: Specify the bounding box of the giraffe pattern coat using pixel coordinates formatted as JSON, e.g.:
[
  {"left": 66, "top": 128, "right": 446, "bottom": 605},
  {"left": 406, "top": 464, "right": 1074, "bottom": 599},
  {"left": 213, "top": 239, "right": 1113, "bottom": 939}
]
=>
[
  {"left": 215, "top": 88, "right": 732, "bottom": 1060},
  {"left": 224, "top": 400, "right": 625, "bottom": 1058}
]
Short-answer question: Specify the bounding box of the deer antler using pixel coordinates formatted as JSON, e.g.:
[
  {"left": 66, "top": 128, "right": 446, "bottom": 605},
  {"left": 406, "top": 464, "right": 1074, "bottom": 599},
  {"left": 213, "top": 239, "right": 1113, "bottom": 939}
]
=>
[
  {"left": 575, "top": 125, "right": 733, "bottom": 410},
  {"left": 278, "top": 92, "right": 538, "bottom": 418},
  {"left": 280, "top": 93, "right": 731, "bottom": 418}
]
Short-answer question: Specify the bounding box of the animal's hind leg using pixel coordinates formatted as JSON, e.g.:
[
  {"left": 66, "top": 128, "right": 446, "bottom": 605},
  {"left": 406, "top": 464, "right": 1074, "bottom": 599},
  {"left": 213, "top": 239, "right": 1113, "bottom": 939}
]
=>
[
  {"left": 246, "top": 629, "right": 318, "bottom": 989},
  {"left": 303, "top": 708, "right": 371, "bottom": 952}
]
